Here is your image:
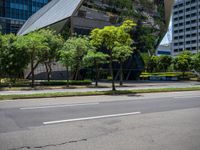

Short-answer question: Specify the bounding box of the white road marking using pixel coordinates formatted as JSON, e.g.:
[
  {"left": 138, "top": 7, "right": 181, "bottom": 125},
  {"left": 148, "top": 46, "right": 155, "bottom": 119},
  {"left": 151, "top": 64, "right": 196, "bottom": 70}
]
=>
[
  {"left": 20, "top": 102, "right": 99, "bottom": 110},
  {"left": 43, "top": 112, "right": 141, "bottom": 125},
  {"left": 173, "top": 96, "right": 200, "bottom": 99}
]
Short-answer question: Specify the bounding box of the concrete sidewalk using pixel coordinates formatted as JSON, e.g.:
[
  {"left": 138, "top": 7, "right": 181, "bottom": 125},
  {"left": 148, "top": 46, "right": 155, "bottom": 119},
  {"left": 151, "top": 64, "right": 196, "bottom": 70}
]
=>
[{"left": 0, "top": 81, "right": 199, "bottom": 96}]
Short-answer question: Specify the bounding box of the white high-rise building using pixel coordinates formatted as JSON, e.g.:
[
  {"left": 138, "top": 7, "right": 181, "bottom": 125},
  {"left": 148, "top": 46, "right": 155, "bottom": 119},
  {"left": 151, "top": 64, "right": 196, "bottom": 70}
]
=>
[{"left": 172, "top": 0, "right": 200, "bottom": 55}]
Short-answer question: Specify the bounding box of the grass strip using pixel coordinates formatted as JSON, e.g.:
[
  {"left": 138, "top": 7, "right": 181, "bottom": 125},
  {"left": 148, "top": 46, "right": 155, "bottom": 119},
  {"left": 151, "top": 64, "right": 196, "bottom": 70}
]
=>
[{"left": 0, "top": 87, "right": 200, "bottom": 101}]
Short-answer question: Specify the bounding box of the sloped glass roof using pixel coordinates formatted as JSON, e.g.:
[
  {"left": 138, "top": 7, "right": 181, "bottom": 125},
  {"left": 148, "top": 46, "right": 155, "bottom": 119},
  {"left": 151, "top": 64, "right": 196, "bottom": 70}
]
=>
[{"left": 18, "top": 0, "right": 83, "bottom": 35}]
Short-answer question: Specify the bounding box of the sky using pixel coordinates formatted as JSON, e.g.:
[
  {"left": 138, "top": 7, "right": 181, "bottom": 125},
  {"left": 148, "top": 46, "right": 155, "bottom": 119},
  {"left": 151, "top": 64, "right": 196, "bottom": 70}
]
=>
[{"left": 160, "top": 19, "right": 172, "bottom": 45}]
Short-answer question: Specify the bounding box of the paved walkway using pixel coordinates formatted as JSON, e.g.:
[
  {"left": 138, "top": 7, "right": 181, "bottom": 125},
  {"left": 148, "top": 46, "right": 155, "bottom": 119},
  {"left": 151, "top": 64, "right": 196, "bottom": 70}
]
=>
[{"left": 0, "top": 81, "right": 199, "bottom": 95}]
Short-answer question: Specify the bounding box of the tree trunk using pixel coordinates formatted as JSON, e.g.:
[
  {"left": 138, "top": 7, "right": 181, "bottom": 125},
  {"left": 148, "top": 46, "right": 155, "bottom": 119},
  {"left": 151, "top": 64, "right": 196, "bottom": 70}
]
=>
[
  {"left": 182, "top": 71, "right": 185, "bottom": 79},
  {"left": 120, "top": 61, "right": 123, "bottom": 86},
  {"left": 95, "top": 60, "right": 99, "bottom": 87},
  {"left": 47, "top": 63, "right": 52, "bottom": 82},
  {"left": 31, "top": 57, "right": 35, "bottom": 88},
  {"left": 44, "top": 63, "right": 49, "bottom": 81},
  {"left": 66, "top": 66, "right": 69, "bottom": 87},
  {"left": 74, "top": 66, "right": 79, "bottom": 80},
  {"left": 26, "top": 61, "right": 39, "bottom": 79},
  {"left": 109, "top": 53, "right": 116, "bottom": 91}
]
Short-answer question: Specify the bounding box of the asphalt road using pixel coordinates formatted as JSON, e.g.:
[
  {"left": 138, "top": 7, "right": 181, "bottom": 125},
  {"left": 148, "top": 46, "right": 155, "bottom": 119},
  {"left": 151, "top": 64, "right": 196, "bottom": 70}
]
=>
[{"left": 0, "top": 91, "right": 200, "bottom": 150}]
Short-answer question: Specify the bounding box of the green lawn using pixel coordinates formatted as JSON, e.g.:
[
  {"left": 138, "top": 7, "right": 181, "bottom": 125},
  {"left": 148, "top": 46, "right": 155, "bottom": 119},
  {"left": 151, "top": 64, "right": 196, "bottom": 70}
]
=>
[{"left": 1, "top": 87, "right": 200, "bottom": 101}]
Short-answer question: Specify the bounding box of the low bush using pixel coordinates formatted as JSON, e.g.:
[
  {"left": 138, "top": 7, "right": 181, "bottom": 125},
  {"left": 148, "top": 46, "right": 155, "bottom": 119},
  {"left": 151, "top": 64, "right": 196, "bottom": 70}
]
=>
[
  {"left": 39, "top": 80, "right": 92, "bottom": 86},
  {"left": 140, "top": 72, "right": 195, "bottom": 80},
  {"left": 0, "top": 79, "right": 92, "bottom": 87}
]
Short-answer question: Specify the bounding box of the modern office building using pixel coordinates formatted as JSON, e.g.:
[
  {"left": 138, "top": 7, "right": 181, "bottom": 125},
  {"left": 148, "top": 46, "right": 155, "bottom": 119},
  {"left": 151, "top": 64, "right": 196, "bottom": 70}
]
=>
[
  {"left": 172, "top": 0, "right": 200, "bottom": 55},
  {"left": 18, "top": 0, "right": 174, "bottom": 35},
  {"left": 0, "top": 0, "right": 51, "bottom": 34},
  {"left": 17, "top": 0, "right": 174, "bottom": 80}
]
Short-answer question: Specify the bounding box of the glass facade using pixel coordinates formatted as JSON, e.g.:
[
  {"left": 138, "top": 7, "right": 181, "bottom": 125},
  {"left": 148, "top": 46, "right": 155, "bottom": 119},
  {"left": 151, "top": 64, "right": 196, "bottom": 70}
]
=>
[{"left": 0, "top": 0, "right": 51, "bottom": 34}]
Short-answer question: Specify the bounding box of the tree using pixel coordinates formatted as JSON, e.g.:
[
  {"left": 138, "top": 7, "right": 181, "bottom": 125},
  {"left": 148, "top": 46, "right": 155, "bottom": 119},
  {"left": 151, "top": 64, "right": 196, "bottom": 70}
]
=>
[
  {"left": 38, "top": 29, "right": 64, "bottom": 81},
  {"left": 0, "top": 34, "right": 29, "bottom": 83},
  {"left": 59, "top": 36, "right": 89, "bottom": 81},
  {"left": 0, "top": 33, "right": 3, "bottom": 83},
  {"left": 59, "top": 47, "right": 74, "bottom": 87},
  {"left": 157, "top": 55, "right": 172, "bottom": 72},
  {"left": 84, "top": 49, "right": 109, "bottom": 87},
  {"left": 173, "top": 51, "right": 192, "bottom": 77},
  {"left": 90, "top": 20, "right": 136, "bottom": 91},
  {"left": 192, "top": 52, "right": 200, "bottom": 77},
  {"left": 16, "top": 32, "right": 49, "bottom": 87},
  {"left": 140, "top": 52, "right": 151, "bottom": 72},
  {"left": 146, "top": 55, "right": 159, "bottom": 73},
  {"left": 132, "top": 21, "right": 156, "bottom": 55},
  {"left": 113, "top": 44, "right": 133, "bottom": 86}
]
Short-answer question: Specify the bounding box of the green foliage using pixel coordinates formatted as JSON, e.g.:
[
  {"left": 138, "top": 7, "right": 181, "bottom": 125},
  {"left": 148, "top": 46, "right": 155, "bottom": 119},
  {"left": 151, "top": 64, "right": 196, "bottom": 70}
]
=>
[
  {"left": 140, "top": 72, "right": 195, "bottom": 80},
  {"left": 38, "top": 29, "right": 63, "bottom": 62},
  {"left": 15, "top": 31, "right": 49, "bottom": 86},
  {"left": 173, "top": 51, "right": 192, "bottom": 76},
  {"left": 133, "top": 21, "right": 156, "bottom": 54},
  {"left": 157, "top": 55, "right": 172, "bottom": 72},
  {"left": 140, "top": 52, "right": 151, "bottom": 70},
  {"left": 40, "top": 80, "right": 92, "bottom": 86},
  {"left": 146, "top": 55, "right": 159, "bottom": 72},
  {"left": 83, "top": 48, "right": 109, "bottom": 87},
  {"left": 192, "top": 52, "right": 200, "bottom": 73},
  {"left": 90, "top": 20, "right": 135, "bottom": 90},
  {"left": 113, "top": 45, "right": 133, "bottom": 62},
  {"left": 59, "top": 36, "right": 91, "bottom": 80},
  {"left": 83, "top": 50, "right": 108, "bottom": 67},
  {"left": 0, "top": 34, "right": 29, "bottom": 82},
  {"left": 107, "top": 0, "right": 133, "bottom": 9},
  {"left": 91, "top": 20, "right": 135, "bottom": 51},
  {"left": 145, "top": 55, "right": 173, "bottom": 73},
  {"left": 0, "top": 79, "right": 92, "bottom": 87},
  {"left": 37, "top": 29, "right": 64, "bottom": 81}
]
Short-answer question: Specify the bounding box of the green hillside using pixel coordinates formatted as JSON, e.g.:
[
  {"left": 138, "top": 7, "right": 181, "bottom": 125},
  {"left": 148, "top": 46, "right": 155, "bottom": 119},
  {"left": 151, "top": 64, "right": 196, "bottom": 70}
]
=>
[{"left": 84, "top": 0, "right": 167, "bottom": 54}]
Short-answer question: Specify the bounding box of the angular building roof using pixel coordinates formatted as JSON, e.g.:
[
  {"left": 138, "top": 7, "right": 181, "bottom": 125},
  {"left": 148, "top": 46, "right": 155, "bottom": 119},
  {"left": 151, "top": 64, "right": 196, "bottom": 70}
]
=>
[
  {"left": 18, "top": 0, "right": 175, "bottom": 35},
  {"left": 18, "top": 0, "right": 84, "bottom": 35}
]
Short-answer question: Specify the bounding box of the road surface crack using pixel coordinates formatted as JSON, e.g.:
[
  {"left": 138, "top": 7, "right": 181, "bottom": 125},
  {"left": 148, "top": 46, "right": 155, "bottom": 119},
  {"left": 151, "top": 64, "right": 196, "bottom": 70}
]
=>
[{"left": 9, "top": 138, "right": 87, "bottom": 150}]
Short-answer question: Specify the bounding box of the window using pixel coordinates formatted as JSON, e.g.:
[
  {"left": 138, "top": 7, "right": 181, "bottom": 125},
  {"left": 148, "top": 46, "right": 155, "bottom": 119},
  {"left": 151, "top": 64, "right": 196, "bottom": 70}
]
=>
[
  {"left": 179, "top": 16, "right": 183, "bottom": 20},
  {"left": 174, "top": 43, "right": 179, "bottom": 46},
  {"left": 179, "top": 36, "right": 183, "bottom": 39},
  {"left": 174, "top": 49, "right": 179, "bottom": 52},
  {"left": 191, "top": 20, "right": 197, "bottom": 23},
  {"left": 186, "top": 41, "right": 191, "bottom": 44},
  {"left": 179, "top": 42, "right": 183, "bottom": 45},
  {"left": 186, "top": 34, "right": 191, "bottom": 38},
  {"left": 174, "top": 36, "right": 179, "bottom": 40},
  {"left": 191, "top": 13, "right": 197, "bottom": 17},
  {"left": 174, "top": 17, "right": 178, "bottom": 21},
  {"left": 174, "top": 30, "right": 179, "bottom": 33},
  {"left": 186, "top": 8, "right": 190, "bottom": 12},
  {"left": 179, "top": 29, "right": 183, "bottom": 33},
  {"left": 191, "top": 26, "right": 196, "bottom": 30},
  {"left": 186, "top": 1, "right": 190, "bottom": 5},
  {"left": 192, "top": 47, "right": 196, "bottom": 50},
  {"left": 191, "top": 40, "right": 196, "bottom": 44},
  {"left": 186, "top": 14, "right": 190, "bottom": 18},
  {"left": 191, "top": 33, "right": 196, "bottom": 37},
  {"left": 186, "top": 28, "right": 190, "bottom": 31},
  {"left": 179, "top": 23, "right": 184, "bottom": 26},
  {"left": 186, "top": 21, "right": 190, "bottom": 25}
]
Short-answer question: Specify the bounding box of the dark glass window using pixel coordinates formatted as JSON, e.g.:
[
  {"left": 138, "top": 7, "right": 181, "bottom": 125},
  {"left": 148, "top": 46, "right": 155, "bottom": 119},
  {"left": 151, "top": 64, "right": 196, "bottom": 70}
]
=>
[{"left": 0, "top": 0, "right": 51, "bottom": 34}]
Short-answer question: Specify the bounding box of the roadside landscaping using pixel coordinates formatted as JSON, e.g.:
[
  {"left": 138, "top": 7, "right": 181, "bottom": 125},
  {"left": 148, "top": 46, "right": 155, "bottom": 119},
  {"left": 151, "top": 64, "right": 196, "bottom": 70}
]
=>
[
  {"left": 139, "top": 72, "right": 197, "bottom": 81},
  {"left": 0, "top": 79, "right": 92, "bottom": 88},
  {"left": 1, "top": 86, "right": 200, "bottom": 101}
]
